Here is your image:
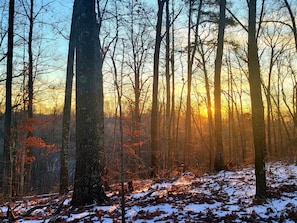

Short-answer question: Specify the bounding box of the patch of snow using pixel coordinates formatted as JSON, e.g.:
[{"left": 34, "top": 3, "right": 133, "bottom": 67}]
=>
[{"left": 2, "top": 162, "right": 297, "bottom": 222}]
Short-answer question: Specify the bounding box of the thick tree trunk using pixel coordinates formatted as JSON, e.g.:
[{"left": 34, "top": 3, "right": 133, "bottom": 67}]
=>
[
  {"left": 248, "top": 0, "right": 267, "bottom": 200},
  {"left": 2, "top": 0, "right": 14, "bottom": 197},
  {"left": 71, "top": 0, "right": 106, "bottom": 206},
  {"left": 214, "top": 0, "right": 226, "bottom": 171}
]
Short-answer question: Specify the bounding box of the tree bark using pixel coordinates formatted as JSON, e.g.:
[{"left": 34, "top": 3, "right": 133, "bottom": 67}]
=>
[
  {"left": 185, "top": 0, "right": 202, "bottom": 164},
  {"left": 165, "top": 0, "right": 171, "bottom": 169},
  {"left": 23, "top": 0, "right": 34, "bottom": 195},
  {"left": 197, "top": 42, "right": 214, "bottom": 170},
  {"left": 185, "top": 0, "right": 192, "bottom": 163},
  {"left": 27, "top": 0, "right": 33, "bottom": 120},
  {"left": 170, "top": 0, "right": 176, "bottom": 168},
  {"left": 151, "top": 0, "right": 167, "bottom": 176},
  {"left": 214, "top": 0, "right": 226, "bottom": 171},
  {"left": 59, "top": 0, "right": 78, "bottom": 195},
  {"left": 71, "top": 0, "right": 106, "bottom": 206},
  {"left": 248, "top": 0, "right": 267, "bottom": 200},
  {"left": 2, "top": 0, "right": 14, "bottom": 197}
]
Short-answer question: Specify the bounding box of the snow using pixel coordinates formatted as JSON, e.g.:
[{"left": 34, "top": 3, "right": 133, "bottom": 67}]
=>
[{"left": 1, "top": 161, "right": 297, "bottom": 222}]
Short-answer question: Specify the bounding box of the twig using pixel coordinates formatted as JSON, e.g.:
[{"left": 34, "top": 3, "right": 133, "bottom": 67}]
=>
[
  {"left": 22, "top": 203, "right": 53, "bottom": 217},
  {"left": 7, "top": 205, "right": 16, "bottom": 222},
  {"left": 47, "top": 190, "right": 70, "bottom": 223}
]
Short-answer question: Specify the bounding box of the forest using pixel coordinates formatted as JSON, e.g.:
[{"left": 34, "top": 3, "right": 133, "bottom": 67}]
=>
[{"left": 0, "top": 0, "right": 297, "bottom": 222}]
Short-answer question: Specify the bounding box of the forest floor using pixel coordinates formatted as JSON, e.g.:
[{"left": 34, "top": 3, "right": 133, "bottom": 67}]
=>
[{"left": 1, "top": 161, "right": 297, "bottom": 222}]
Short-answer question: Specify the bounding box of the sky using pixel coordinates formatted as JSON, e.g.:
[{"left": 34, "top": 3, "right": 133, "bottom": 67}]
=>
[{"left": 1, "top": 0, "right": 296, "bottom": 115}]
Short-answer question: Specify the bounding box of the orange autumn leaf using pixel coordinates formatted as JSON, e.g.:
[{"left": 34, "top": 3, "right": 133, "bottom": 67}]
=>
[
  {"left": 25, "top": 155, "right": 36, "bottom": 164},
  {"left": 26, "top": 136, "right": 47, "bottom": 148},
  {"left": 45, "top": 144, "right": 59, "bottom": 155}
]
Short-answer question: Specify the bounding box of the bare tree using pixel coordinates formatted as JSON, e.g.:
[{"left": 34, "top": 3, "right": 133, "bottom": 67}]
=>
[
  {"left": 196, "top": 39, "right": 215, "bottom": 170},
  {"left": 109, "top": 7, "right": 126, "bottom": 220},
  {"left": 22, "top": 0, "right": 34, "bottom": 195},
  {"left": 170, "top": 0, "right": 176, "bottom": 167},
  {"left": 261, "top": 23, "right": 287, "bottom": 156},
  {"left": 2, "top": 0, "right": 14, "bottom": 197},
  {"left": 122, "top": 0, "right": 153, "bottom": 175},
  {"left": 248, "top": 0, "right": 266, "bottom": 200},
  {"left": 59, "top": 0, "right": 78, "bottom": 195},
  {"left": 213, "top": 0, "right": 226, "bottom": 171},
  {"left": 184, "top": 0, "right": 201, "bottom": 162},
  {"left": 151, "top": 0, "right": 167, "bottom": 177}
]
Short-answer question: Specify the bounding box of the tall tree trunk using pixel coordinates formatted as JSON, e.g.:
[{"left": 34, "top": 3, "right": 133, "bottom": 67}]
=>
[
  {"left": 198, "top": 43, "right": 214, "bottom": 170},
  {"left": 59, "top": 0, "right": 78, "bottom": 195},
  {"left": 170, "top": 0, "right": 176, "bottom": 167},
  {"left": 151, "top": 0, "right": 167, "bottom": 177},
  {"left": 165, "top": 0, "right": 171, "bottom": 169},
  {"left": 110, "top": 17, "right": 125, "bottom": 221},
  {"left": 239, "top": 81, "right": 247, "bottom": 162},
  {"left": 27, "top": 0, "right": 33, "bottom": 120},
  {"left": 185, "top": 0, "right": 193, "bottom": 163},
  {"left": 71, "top": 0, "right": 106, "bottom": 206},
  {"left": 22, "top": 0, "right": 34, "bottom": 195},
  {"left": 214, "top": 0, "right": 226, "bottom": 171},
  {"left": 265, "top": 45, "right": 276, "bottom": 156},
  {"left": 130, "top": 0, "right": 141, "bottom": 171},
  {"left": 227, "top": 54, "right": 234, "bottom": 162},
  {"left": 283, "top": 0, "right": 297, "bottom": 145},
  {"left": 133, "top": 64, "right": 141, "bottom": 169},
  {"left": 176, "top": 78, "right": 186, "bottom": 161},
  {"left": 2, "top": 0, "right": 14, "bottom": 197},
  {"left": 96, "top": 2, "right": 106, "bottom": 172},
  {"left": 248, "top": 0, "right": 267, "bottom": 200},
  {"left": 185, "top": 0, "right": 202, "bottom": 164}
]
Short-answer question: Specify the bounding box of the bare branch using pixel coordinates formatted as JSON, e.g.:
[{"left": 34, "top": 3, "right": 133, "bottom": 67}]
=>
[
  {"left": 0, "top": 72, "right": 25, "bottom": 83},
  {"left": 225, "top": 7, "right": 248, "bottom": 32},
  {"left": 0, "top": 54, "right": 7, "bottom": 62}
]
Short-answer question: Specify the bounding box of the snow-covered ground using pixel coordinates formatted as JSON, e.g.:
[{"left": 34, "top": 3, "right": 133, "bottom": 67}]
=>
[{"left": 1, "top": 162, "right": 297, "bottom": 222}]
